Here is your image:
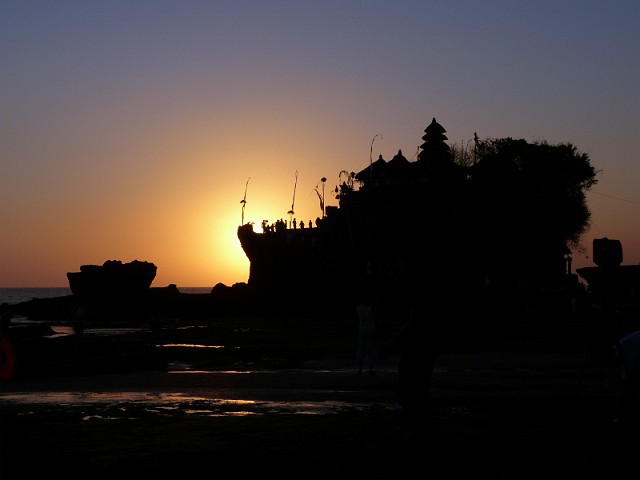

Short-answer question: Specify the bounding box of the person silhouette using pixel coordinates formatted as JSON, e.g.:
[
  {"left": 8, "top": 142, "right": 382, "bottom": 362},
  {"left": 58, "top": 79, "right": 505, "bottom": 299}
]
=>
[
  {"left": 356, "top": 291, "right": 378, "bottom": 375},
  {"left": 615, "top": 329, "right": 640, "bottom": 427},
  {"left": 0, "top": 302, "right": 12, "bottom": 331},
  {"left": 394, "top": 290, "right": 444, "bottom": 443},
  {"left": 0, "top": 303, "right": 16, "bottom": 380}
]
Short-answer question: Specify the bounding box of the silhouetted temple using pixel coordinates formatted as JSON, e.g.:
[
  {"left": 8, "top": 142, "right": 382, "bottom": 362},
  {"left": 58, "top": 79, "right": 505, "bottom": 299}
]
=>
[{"left": 238, "top": 118, "right": 592, "bottom": 311}]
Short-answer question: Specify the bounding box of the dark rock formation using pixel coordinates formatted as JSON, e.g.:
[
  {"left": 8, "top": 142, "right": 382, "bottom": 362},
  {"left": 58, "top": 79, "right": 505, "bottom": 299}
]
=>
[
  {"left": 67, "top": 260, "right": 157, "bottom": 297},
  {"left": 66, "top": 260, "right": 157, "bottom": 323}
]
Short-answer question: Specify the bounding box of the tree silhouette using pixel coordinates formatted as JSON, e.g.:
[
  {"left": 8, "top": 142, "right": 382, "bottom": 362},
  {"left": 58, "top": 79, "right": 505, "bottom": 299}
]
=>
[
  {"left": 465, "top": 137, "right": 598, "bottom": 285},
  {"left": 344, "top": 126, "right": 598, "bottom": 297}
]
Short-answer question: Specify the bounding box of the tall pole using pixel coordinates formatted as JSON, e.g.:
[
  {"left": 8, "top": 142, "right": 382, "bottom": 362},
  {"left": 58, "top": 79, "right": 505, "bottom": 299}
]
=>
[
  {"left": 288, "top": 171, "right": 298, "bottom": 225},
  {"left": 370, "top": 134, "right": 382, "bottom": 181},
  {"left": 321, "top": 177, "right": 326, "bottom": 217},
  {"left": 473, "top": 132, "right": 478, "bottom": 165},
  {"left": 240, "top": 177, "right": 250, "bottom": 225}
]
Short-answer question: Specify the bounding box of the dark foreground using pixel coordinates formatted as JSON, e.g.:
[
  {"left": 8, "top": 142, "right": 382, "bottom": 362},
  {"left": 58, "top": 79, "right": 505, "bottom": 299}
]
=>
[{"left": 1, "top": 308, "right": 639, "bottom": 479}]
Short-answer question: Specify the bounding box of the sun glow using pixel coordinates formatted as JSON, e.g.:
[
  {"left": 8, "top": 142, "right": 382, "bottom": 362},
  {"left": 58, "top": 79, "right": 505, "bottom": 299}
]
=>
[{"left": 201, "top": 210, "right": 250, "bottom": 287}]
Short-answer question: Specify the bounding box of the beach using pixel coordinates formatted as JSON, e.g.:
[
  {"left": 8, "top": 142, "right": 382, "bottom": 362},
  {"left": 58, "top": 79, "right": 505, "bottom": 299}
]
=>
[{"left": 1, "top": 308, "right": 639, "bottom": 479}]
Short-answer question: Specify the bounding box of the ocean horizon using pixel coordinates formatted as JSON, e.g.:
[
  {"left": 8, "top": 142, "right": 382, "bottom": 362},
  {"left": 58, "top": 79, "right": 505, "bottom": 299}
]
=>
[{"left": 0, "top": 286, "right": 213, "bottom": 306}]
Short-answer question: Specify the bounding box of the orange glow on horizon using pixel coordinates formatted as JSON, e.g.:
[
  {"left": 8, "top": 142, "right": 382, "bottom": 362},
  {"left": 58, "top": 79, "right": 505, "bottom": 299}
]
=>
[{"left": 2, "top": 3, "right": 638, "bottom": 287}]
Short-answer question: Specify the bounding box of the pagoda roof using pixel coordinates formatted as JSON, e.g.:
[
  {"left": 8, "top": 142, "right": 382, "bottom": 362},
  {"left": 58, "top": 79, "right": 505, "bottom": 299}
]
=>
[
  {"left": 425, "top": 117, "right": 446, "bottom": 134},
  {"left": 355, "top": 154, "right": 387, "bottom": 181}
]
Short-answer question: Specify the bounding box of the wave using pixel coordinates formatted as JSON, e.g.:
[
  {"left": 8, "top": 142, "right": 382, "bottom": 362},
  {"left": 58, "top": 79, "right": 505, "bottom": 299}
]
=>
[
  {"left": 0, "top": 288, "right": 72, "bottom": 306},
  {"left": 0, "top": 286, "right": 214, "bottom": 306}
]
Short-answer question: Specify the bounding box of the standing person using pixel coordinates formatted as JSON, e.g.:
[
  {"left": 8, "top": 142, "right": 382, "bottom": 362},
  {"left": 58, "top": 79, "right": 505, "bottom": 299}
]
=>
[
  {"left": 0, "top": 303, "right": 16, "bottom": 381},
  {"left": 1, "top": 302, "right": 13, "bottom": 331},
  {"left": 356, "top": 290, "right": 379, "bottom": 376},
  {"left": 395, "top": 292, "right": 444, "bottom": 442},
  {"left": 615, "top": 329, "right": 640, "bottom": 427}
]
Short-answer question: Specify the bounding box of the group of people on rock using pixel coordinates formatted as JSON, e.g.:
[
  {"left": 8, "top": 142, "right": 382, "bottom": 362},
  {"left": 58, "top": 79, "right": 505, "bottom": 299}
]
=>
[{"left": 261, "top": 217, "right": 321, "bottom": 233}]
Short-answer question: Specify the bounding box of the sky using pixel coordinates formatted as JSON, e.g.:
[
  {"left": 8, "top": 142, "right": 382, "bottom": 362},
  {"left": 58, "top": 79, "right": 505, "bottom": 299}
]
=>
[{"left": 1, "top": 0, "right": 638, "bottom": 288}]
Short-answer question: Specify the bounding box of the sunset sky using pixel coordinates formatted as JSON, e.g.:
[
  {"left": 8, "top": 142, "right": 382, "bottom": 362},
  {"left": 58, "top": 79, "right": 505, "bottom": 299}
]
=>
[{"left": 1, "top": 1, "right": 638, "bottom": 288}]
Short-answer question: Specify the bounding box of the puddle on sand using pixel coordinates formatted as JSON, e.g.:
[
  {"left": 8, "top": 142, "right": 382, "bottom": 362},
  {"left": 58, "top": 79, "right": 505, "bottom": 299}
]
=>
[
  {"left": 1, "top": 390, "right": 397, "bottom": 418},
  {"left": 160, "top": 343, "right": 225, "bottom": 348},
  {"left": 0, "top": 366, "right": 401, "bottom": 418}
]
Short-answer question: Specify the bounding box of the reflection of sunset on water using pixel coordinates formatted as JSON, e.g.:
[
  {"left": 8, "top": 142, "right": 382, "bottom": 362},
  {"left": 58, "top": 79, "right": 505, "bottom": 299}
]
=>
[
  {"left": 0, "top": 364, "right": 402, "bottom": 417},
  {"left": 160, "top": 344, "right": 224, "bottom": 349},
  {"left": 0, "top": 390, "right": 388, "bottom": 417}
]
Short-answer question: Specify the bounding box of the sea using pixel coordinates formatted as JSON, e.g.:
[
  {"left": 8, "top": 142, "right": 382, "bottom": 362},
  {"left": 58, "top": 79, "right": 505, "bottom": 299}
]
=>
[{"left": 0, "top": 287, "right": 213, "bottom": 307}]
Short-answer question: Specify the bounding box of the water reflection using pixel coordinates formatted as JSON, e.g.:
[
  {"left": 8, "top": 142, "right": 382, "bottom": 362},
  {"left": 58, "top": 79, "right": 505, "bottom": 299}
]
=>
[
  {"left": 47, "top": 325, "right": 147, "bottom": 338},
  {"left": 1, "top": 390, "right": 397, "bottom": 418},
  {"left": 2, "top": 324, "right": 401, "bottom": 418},
  {"left": 160, "top": 344, "right": 224, "bottom": 348}
]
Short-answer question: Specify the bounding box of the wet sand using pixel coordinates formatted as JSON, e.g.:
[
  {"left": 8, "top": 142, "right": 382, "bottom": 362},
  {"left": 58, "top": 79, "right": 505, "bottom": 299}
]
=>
[{"left": 1, "top": 309, "right": 639, "bottom": 479}]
